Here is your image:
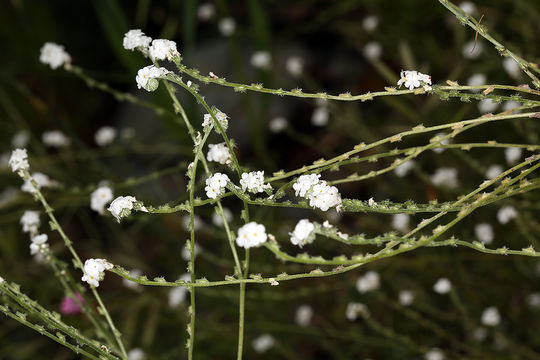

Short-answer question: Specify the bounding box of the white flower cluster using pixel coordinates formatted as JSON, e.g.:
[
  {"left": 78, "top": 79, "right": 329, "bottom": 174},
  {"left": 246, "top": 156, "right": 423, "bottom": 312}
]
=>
[
  {"left": 40, "top": 42, "right": 71, "bottom": 69},
  {"left": 236, "top": 222, "right": 267, "bottom": 248},
  {"left": 346, "top": 302, "right": 368, "bottom": 321},
  {"left": 95, "top": 126, "right": 117, "bottom": 146},
  {"left": 497, "top": 205, "right": 518, "bottom": 224},
  {"left": 20, "top": 210, "right": 40, "bottom": 234},
  {"left": 90, "top": 186, "right": 114, "bottom": 214},
  {"left": 81, "top": 258, "right": 113, "bottom": 287},
  {"left": 397, "top": 70, "right": 432, "bottom": 90},
  {"left": 431, "top": 167, "right": 458, "bottom": 188},
  {"left": 107, "top": 196, "right": 148, "bottom": 222},
  {"left": 433, "top": 278, "right": 451, "bottom": 294},
  {"left": 20, "top": 211, "right": 49, "bottom": 257},
  {"left": 206, "top": 143, "right": 230, "bottom": 164},
  {"left": 123, "top": 29, "right": 152, "bottom": 51},
  {"left": 202, "top": 110, "right": 229, "bottom": 131},
  {"left": 205, "top": 173, "right": 229, "bottom": 199},
  {"left": 481, "top": 306, "right": 501, "bottom": 327},
  {"left": 149, "top": 39, "right": 179, "bottom": 61},
  {"left": 9, "top": 148, "right": 29, "bottom": 174},
  {"left": 136, "top": 65, "right": 169, "bottom": 92},
  {"left": 293, "top": 174, "right": 342, "bottom": 212},
  {"left": 289, "top": 219, "right": 315, "bottom": 247},
  {"left": 30, "top": 234, "right": 49, "bottom": 256},
  {"left": 240, "top": 171, "right": 271, "bottom": 194},
  {"left": 392, "top": 213, "right": 410, "bottom": 232},
  {"left": 21, "top": 172, "right": 56, "bottom": 194},
  {"left": 474, "top": 223, "right": 494, "bottom": 244},
  {"left": 356, "top": 271, "right": 380, "bottom": 293},
  {"left": 42, "top": 130, "right": 71, "bottom": 147}
]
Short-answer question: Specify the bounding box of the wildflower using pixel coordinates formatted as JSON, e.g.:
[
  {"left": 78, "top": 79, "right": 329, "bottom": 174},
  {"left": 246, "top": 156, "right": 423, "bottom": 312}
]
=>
[
  {"left": 252, "top": 334, "right": 275, "bottom": 353},
  {"left": 497, "top": 205, "right": 518, "bottom": 224},
  {"left": 308, "top": 182, "right": 341, "bottom": 211},
  {"left": 392, "top": 214, "right": 410, "bottom": 232},
  {"left": 9, "top": 148, "right": 29, "bottom": 173},
  {"left": 433, "top": 278, "right": 451, "bottom": 294},
  {"left": 425, "top": 348, "right": 445, "bottom": 360},
  {"left": 206, "top": 143, "right": 230, "bottom": 164},
  {"left": 289, "top": 219, "right": 315, "bottom": 247},
  {"left": 127, "top": 348, "right": 146, "bottom": 360},
  {"left": 107, "top": 196, "right": 147, "bottom": 222},
  {"left": 21, "top": 172, "right": 56, "bottom": 194},
  {"left": 459, "top": 1, "right": 476, "bottom": 15},
  {"left": 503, "top": 101, "right": 520, "bottom": 111},
  {"left": 431, "top": 168, "right": 458, "bottom": 188},
  {"left": 42, "top": 130, "right": 70, "bottom": 147},
  {"left": 218, "top": 17, "right": 236, "bottom": 36},
  {"left": 503, "top": 57, "right": 521, "bottom": 79},
  {"left": 148, "top": 39, "right": 179, "bottom": 61},
  {"left": 432, "top": 132, "right": 451, "bottom": 154},
  {"left": 485, "top": 164, "right": 503, "bottom": 180},
  {"left": 197, "top": 3, "right": 215, "bottom": 20},
  {"left": 81, "top": 258, "right": 113, "bottom": 287},
  {"left": 399, "top": 290, "right": 414, "bottom": 306},
  {"left": 60, "top": 293, "right": 84, "bottom": 315},
  {"left": 236, "top": 222, "right": 267, "bottom": 248},
  {"left": 30, "top": 234, "right": 48, "bottom": 255},
  {"left": 205, "top": 173, "right": 229, "bottom": 199},
  {"left": 181, "top": 214, "right": 203, "bottom": 231},
  {"left": 311, "top": 106, "right": 329, "bottom": 126},
  {"left": 362, "top": 15, "right": 378, "bottom": 32},
  {"left": 169, "top": 274, "right": 191, "bottom": 307},
  {"left": 467, "top": 73, "right": 486, "bottom": 91},
  {"left": 20, "top": 210, "right": 40, "bottom": 234},
  {"left": 181, "top": 243, "right": 201, "bottom": 261},
  {"left": 285, "top": 56, "right": 303, "bottom": 77},
  {"left": 478, "top": 98, "right": 498, "bottom": 113},
  {"left": 481, "top": 306, "right": 501, "bottom": 326},
  {"left": 293, "top": 174, "right": 321, "bottom": 197},
  {"left": 123, "top": 29, "right": 152, "bottom": 51},
  {"left": 269, "top": 278, "right": 279, "bottom": 286},
  {"left": 397, "top": 70, "right": 432, "bottom": 90},
  {"left": 526, "top": 292, "right": 540, "bottom": 308},
  {"left": 94, "top": 126, "right": 117, "bottom": 146},
  {"left": 269, "top": 117, "right": 288, "bottom": 133},
  {"left": 504, "top": 147, "right": 522, "bottom": 164},
  {"left": 475, "top": 223, "right": 494, "bottom": 245},
  {"left": 395, "top": 160, "right": 415, "bottom": 177},
  {"left": 202, "top": 110, "right": 228, "bottom": 131},
  {"left": 122, "top": 269, "right": 142, "bottom": 290},
  {"left": 40, "top": 42, "right": 71, "bottom": 69},
  {"left": 295, "top": 305, "right": 313, "bottom": 327},
  {"left": 136, "top": 65, "right": 168, "bottom": 92},
  {"left": 462, "top": 40, "right": 483, "bottom": 59},
  {"left": 212, "top": 207, "right": 233, "bottom": 227},
  {"left": 356, "top": 271, "right": 380, "bottom": 293},
  {"left": 368, "top": 197, "right": 377, "bottom": 206},
  {"left": 346, "top": 302, "right": 368, "bottom": 321},
  {"left": 12, "top": 131, "right": 30, "bottom": 148},
  {"left": 250, "top": 51, "right": 272, "bottom": 69},
  {"left": 240, "top": 171, "right": 270, "bottom": 193},
  {"left": 363, "top": 41, "right": 382, "bottom": 60},
  {"left": 90, "top": 186, "right": 114, "bottom": 214}
]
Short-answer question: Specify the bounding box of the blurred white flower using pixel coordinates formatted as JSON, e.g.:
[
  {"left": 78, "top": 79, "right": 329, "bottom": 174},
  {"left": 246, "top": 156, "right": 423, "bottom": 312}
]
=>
[
  {"left": 478, "top": 99, "right": 498, "bottom": 113},
  {"left": 127, "top": 348, "right": 146, "bottom": 360},
  {"left": 207, "top": 143, "right": 230, "bottom": 164},
  {"left": 346, "top": 302, "right": 368, "bottom": 321},
  {"left": 218, "top": 17, "right": 236, "bottom": 36},
  {"left": 425, "top": 348, "right": 444, "bottom": 360},
  {"left": 504, "top": 147, "right": 522, "bottom": 165},
  {"left": 286, "top": 56, "right": 304, "bottom": 77},
  {"left": 503, "top": 57, "right": 521, "bottom": 79},
  {"left": 95, "top": 126, "right": 117, "bottom": 146},
  {"left": 395, "top": 160, "right": 415, "bottom": 177},
  {"left": 42, "top": 130, "right": 70, "bottom": 147},
  {"left": 475, "top": 223, "right": 494, "bottom": 245},
  {"left": 40, "top": 42, "right": 71, "bottom": 69},
  {"left": 431, "top": 168, "right": 458, "bottom": 188},
  {"left": 295, "top": 305, "right": 313, "bottom": 327},
  {"left": 392, "top": 214, "right": 410, "bottom": 233},
  {"left": 497, "top": 205, "right": 518, "bottom": 224},
  {"left": 399, "top": 290, "right": 414, "bottom": 306},
  {"left": 363, "top": 41, "right": 382, "bottom": 60},
  {"left": 250, "top": 51, "right": 272, "bottom": 69},
  {"left": 289, "top": 219, "right": 315, "bottom": 247},
  {"left": 433, "top": 278, "right": 451, "bottom": 294},
  {"left": 356, "top": 271, "right": 380, "bottom": 293},
  {"left": 123, "top": 30, "right": 152, "bottom": 51},
  {"left": 462, "top": 40, "right": 483, "bottom": 59},
  {"left": 252, "top": 334, "right": 275, "bottom": 353},
  {"left": 197, "top": 3, "right": 215, "bottom": 20},
  {"left": 12, "top": 131, "right": 30, "bottom": 148},
  {"left": 311, "top": 107, "right": 329, "bottom": 126},
  {"left": 481, "top": 306, "right": 500, "bottom": 326},
  {"left": 212, "top": 207, "right": 233, "bottom": 227},
  {"left": 485, "top": 164, "right": 503, "bottom": 180},
  {"left": 90, "top": 186, "right": 114, "bottom": 214},
  {"left": 269, "top": 116, "right": 288, "bottom": 133},
  {"left": 362, "top": 15, "right": 378, "bottom": 32}
]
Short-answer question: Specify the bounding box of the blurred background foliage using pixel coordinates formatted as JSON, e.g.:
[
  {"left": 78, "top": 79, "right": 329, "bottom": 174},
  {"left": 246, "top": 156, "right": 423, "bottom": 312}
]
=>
[{"left": 1, "top": 0, "right": 540, "bottom": 359}]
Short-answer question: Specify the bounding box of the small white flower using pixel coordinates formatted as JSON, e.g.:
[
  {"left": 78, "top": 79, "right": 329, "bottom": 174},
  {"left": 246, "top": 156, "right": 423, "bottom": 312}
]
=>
[
  {"left": 9, "top": 148, "right": 29, "bottom": 173},
  {"left": 399, "top": 290, "right": 414, "bottom": 306},
  {"left": 202, "top": 110, "right": 229, "bottom": 131},
  {"left": 425, "top": 348, "right": 445, "bottom": 360},
  {"left": 136, "top": 65, "right": 168, "bottom": 92},
  {"left": 433, "top": 278, "right": 451, "bottom": 294},
  {"left": 431, "top": 168, "right": 458, "bottom": 188},
  {"left": 91, "top": 186, "right": 114, "bottom": 214},
  {"left": 503, "top": 57, "right": 521, "bottom": 79},
  {"left": 20, "top": 210, "right": 40, "bottom": 234},
  {"left": 148, "top": 39, "right": 179, "bottom": 61},
  {"left": 269, "top": 278, "right": 279, "bottom": 286},
  {"left": 526, "top": 292, "right": 540, "bottom": 308},
  {"left": 432, "top": 132, "right": 451, "bottom": 154},
  {"left": 397, "top": 70, "right": 431, "bottom": 90},
  {"left": 240, "top": 171, "right": 270, "bottom": 193},
  {"left": 459, "top": 1, "right": 476, "bottom": 15},
  {"left": 392, "top": 214, "right": 410, "bottom": 232},
  {"left": 475, "top": 223, "right": 494, "bottom": 245},
  {"left": 481, "top": 306, "right": 500, "bottom": 327},
  {"left": 40, "top": 42, "right": 71, "bottom": 69},
  {"left": 31, "top": 233, "right": 48, "bottom": 245},
  {"left": 395, "top": 160, "right": 415, "bottom": 177},
  {"left": 218, "top": 17, "right": 236, "bottom": 36},
  {"left": 168, "top": 274, "right": 191, "bottom": 307},
  {"left": 363, "top": 41, "right": 382, "bottom": 60},
  {"left": 95, "top": 126, "right": 117, "bottom": 146},
  {"left": 362, "top": 15, "right": 378, "bottom": 32},
  {"left": 497, "top": 205, "right": 518, "bottom": 224},
  {"left": 504, "top": 147, "right": 522, "bottom": 165},
  {"left": 21, "top": 172, "right": 56, "bottom": 194},
  {"left": 269, "top": 117, "right": 288, "bottom": 133},
  {"left": 236, "top": 222, "right": 267, "bottom": 248},
  {"left": 285, "top": 56, "right": 304, "bottom": 77},
  {"left": 478, "top": 98, "right": 498, "bottom": 113},
  {"left": 123, "top": 29, "right": 152, "bottom": 51},
  {"left": 108, "top": 196, "right": 146, "bottom": 222},
  {"left": 356, "top": 271, "right": 380, "bottom": 293},
  {"left": 502, "top": 101, "right": 520, "bottom": 111},
  {"left": 181, "top": 242, "right": 201, "bottom": 261},
  {"left": 30, "top": 233, "right": 49, "bottom": 255},
  {"left": 122, "top": 269, "right": 142, "bottom": 290},
  {"left": 309, "top": 182, "right": 342, "bottom": 211},
  {"left": 252, "top": 334, "right": 275, "bottom": 353},
  {"left": 467, "top": 73, "right": 486, "bottom": 90},
  {"left": 81, "top": 258, "right": 113, "bottom": 287},
  {"left": 197, "top": 3, "right": 215, "bottom": 20},
  {"left": 462, "top": 40, "right": 483, "bottom": 59},
  {"left": 207, "top": 143, "right": 230, "bottom": 164},
  {"left": 250, "top": 51, "right": 272, "bottom": 69},
  {"left": 368, "top": 197, "right": 377, "bottom": 206},
  {"left": 42, "top": 130, "right": 70, "bottom": 147},
  {"left": 311, "top": 106, "right": 329, "bottom": 126},
  {"left": 485, "top": 164, "right": 503, "bottom": 180},
  {"left": 127, "top": 348, "right": 146, "bottom": 360},
  {"left": 12, "top": 131, "right": 30, "bottom": 148},
  {"left": 212, "top": 207, "right": 233, "bottom": 227},
  {"left": 205, "top": 173, "right": 229, "bottom": 199},
  {"left": 289, "top": 219, "right": 315, "bottom": 247},
  {"left": 295, "top": 305, "right": 313, "bottom": 327},
  {"left": 293, "top": 174, "right": 321, "bottom": 197},
  {"left": 181, "top": 214, "right": 203, "bottom": 231},
  {"left": 346, "top": 302, "right": 368, "bottom": 321}
]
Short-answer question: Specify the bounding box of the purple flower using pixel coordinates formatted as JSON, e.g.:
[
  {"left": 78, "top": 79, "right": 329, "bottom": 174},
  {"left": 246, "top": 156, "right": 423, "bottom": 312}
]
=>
[{"left": 60, "top": 293, "right": 84, "bottom": 315}]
